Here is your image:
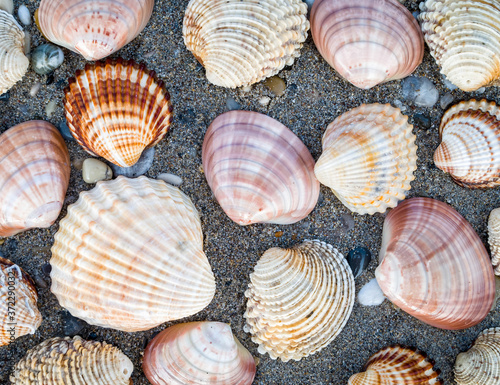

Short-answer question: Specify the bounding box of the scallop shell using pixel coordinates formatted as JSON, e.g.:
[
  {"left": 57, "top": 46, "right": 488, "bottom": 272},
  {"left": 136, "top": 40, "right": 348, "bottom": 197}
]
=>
[
  {"left": 0, "top": 120, "right": 70, "bottom": 237},
  {"left": 434, "top": 99, "right": 500, "bottom": 188},
  {"left": 64, "top": 58, "right": 173, "bottom": 168},
  {"left": 143, "top": 322, "right": 256, "bottom": 385},
  {"left": 310, "top": 0, "right": 424, "bottom": 89},
  {"left": 244, "top": 240, "right": 355, "bottom": 361},
  {"left": 375, "top": 197, "right": 495, "bottom": 330},
  {"left": 183, "top": 0, "right": 309, "bottom": 88},
  {"left": 37, "top": 0, "right": 153, "bottom": 61},
  {"left": 202, "top": 110, "right": 319, "bottom": 225},
  {"left": 419, "top": 0, "right": 500, "bottom": 92},
  {"left": 50, "top": 176, "right": 216, "bottom": 332},
  {"left": 314, "top": 103, "right": 417, "bottom": 215},
  {"left": 489, "top": 208, "right": 500, "bottom": 276},
  {"left": 10, "top": 335, "right": 133, "bottom": 384}
]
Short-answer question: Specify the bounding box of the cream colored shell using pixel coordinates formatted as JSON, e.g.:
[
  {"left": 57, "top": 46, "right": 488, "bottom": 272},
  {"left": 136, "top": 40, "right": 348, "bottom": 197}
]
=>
[{"left": 489, "top": 208, "right": 500, "bottom": 276}]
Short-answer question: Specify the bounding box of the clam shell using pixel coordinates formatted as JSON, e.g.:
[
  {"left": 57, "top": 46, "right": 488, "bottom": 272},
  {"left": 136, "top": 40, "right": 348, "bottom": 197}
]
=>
[
  {"left": 143, "top": 322, "right": 256, "bottom": 385},
  {"left": 50, "top": 176, "right": 216, "bottom": 332},
  {"left": 489, "top": 208, "right": 500, "bottom": 276},
  {"left": 202, "top": 110, "right": 319, "bottom": 225},
  {"left": 244, "top": 240, "right": 355, "bottom": 361},
  {"left": 375, "top": 197, "right": 495, "bottom": 330},
  {"left": 310, "top": 0, "right": 424, "bottom": 89},
  {"left": 314, "top": 104, "right": 417, "bottom": 215},
  {"left": 183, "top": 0, "right": 309, "bottom": 88},
  {"left": 64, "top": 58, "right": 173, "bottom": 167},
  {"left": 0, "top": 120, "right": 70, "bottom": 237}
]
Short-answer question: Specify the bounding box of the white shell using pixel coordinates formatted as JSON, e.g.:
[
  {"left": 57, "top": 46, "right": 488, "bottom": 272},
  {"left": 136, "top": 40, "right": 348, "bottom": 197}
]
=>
[{"left": 489, "top": 208, "right": 500, "bottom": 276}]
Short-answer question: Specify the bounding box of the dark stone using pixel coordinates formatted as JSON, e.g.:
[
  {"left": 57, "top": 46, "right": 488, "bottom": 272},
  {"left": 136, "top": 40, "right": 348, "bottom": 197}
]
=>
[
  {"left": 347, "top": 247, "right": 372, "bottom": 278},
  {"left": 109, "top": 147, "right": 155, "bottom": 178},
  {"left": 226, "top": 97, "right": 241, "bottom": 111},
  {"left": 288, "top": 84, "right": 298, "bottom": 94},
  {"left": 57, "top": 121, "right": 76, "bottom": 141},
  {"left": 339, "top": 212, "right": 355, "bottom": 232},
  {"left": 414, "top": 113, "right": 432, "bottom": 130},
  {"left": 46, "top": 72, "right": 55, "bottom": 85},
  {"left": 0, "top": 92, "right": 10, "bottom": 102},
  {"left": 88, "top": 331, "right": 98, "bottom": 339},
  {"left": 41, "top": 263, "right": 52, "bottom": 275},
  {"left": 33, "top": 273, "right": 49, "bottom": 289},
  {"left": 62, "top": 311, "right": 88, "bottom": 336}
]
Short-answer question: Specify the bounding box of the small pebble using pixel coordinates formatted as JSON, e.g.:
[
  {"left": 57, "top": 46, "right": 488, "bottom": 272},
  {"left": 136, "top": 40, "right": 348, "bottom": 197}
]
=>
[
  {"left": 23, "top": 31, "right": 30, "bottom": 55},
  {"left": 241, "top": 85, "right": 252, "bottom": 92},
  {"left": 29, "top": 82, "right": 41, "bottom": 97},
  {"left": 226, "top": 97, "right": 241, "bottom": 111},
  {"left": 274, "top": 231, "right": 283, "bottom": 238},
  {"left": 0, "top": 0, "right": 14, "bottom": 14},
  {"left": 45, "top": 100, "right": 57, "bottom": 117},
  {"left": 492, "top": 276, "right": 500, "bottom": 310},
  {"left": 440, "top": 92, "right": 454, "bottom": 110},
  {"left": 413, "top": 113, "right": 431, "bottom": 129},
  {"left": 157, "top": 173, "right": 183, "bottom": 186},
  {"left": 442, "top": 75, "right": 457, "bottom": 91},
  {"left": 82, "top": 158, "right": 113, "bottom": 183},
  {"left": 0, "top": 92, "right": 9, "bottom": 102},
  {"left": 62, "top": 311, "right": 87, "bottom": 336},
  {"left": 259, "top": 96, "right": 271, "bottom": 106},
  {"left": 31, "top": 44, "right": 64, "bottom": 75},
  {"left": 72, "top": 157, "right": 85, "bottom": 170},
  {"left": 32, "top": 274, "right": 48, "bottom": 289},
  {"left": 358, "top": 278, "right": 385, "bottom": 306},
  {"left": 412, "top": 10, "right": 420, "bottom": 19},
  {"left": 346, "top": 247, "right": 371, "bottom": 278},
  {"left": 57, "top": 121, "right": 75, "bottom": 141},
  {"left": 41, "top": 263, "right": 52, "bottom": 275},
  {"left": 88, "top": 331, "right": 98, "bottom": 339},
  {"left": 339, "top": 212, "right": 355, "bottom": 232},
  {"left": 476, "top": 87, "right": 486, "bottom": 94},
  {"left": 144, "top": 50, "right": 155, "bottom": 58},
  {"left": 0, "top": 238, "right": 4, "bottom": 245},
  {"left": 263, "top": 76, "right": 286, "bottom": 97},
  {"left": 110, "top": 147, "right": 155, "bottom": 178},
  {"left": 401, "top": 76, "right": 439, "bottom": 108},
  {"left": 46, "top": 72, "right": 55, "bottom": 85},
  {"left": 18, "top": 4, "right": 30, "bottom": 25},
  {"left": 393, "top": 99, "right": 406, "bottom": 112}
]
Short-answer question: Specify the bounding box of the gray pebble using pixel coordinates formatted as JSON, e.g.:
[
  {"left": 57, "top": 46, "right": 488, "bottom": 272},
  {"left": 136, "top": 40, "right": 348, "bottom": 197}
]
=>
[
  {"left": 347, "top": 247, "right": 371, "bottom": 278},
  {"left": 41, "top": 263, "right": 51, "bottom": 275},
  {"left": 440, "top": 93, "right": 454, "bottom": 110},
  {"left": 401, "top": 76, "right": 439, "bottom": 108},
  {"left": 226, "top": 97, "right": 241, "bottom": 111},
  {"left": 109, "top": 147, "right": 155, "bottom": 178},
  {"left": 62, "top": 311, "right": 87, "bottom": 336},
  {"left": 32, "top": 273, "right": 48, "bottom": 289},
  {"left": 339, "top": 212, "right": 355, "bottom": 232},
  {"left": 31, "top": 44, "right": 64, "bottom": 75},
  {"left": 57, "top": 121, "right": 75, "bottom": 141},
  {"left": 442, "top": 75, "right": 458, "bottom": 91},
  {"left": 413, "top": 113, "right": 431, "bottom": 129}
]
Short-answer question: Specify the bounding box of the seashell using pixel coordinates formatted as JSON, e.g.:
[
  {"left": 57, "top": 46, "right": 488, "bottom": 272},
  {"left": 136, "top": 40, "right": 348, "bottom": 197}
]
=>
[
  {"left": 202, "top": 110, "right": 319, "bottom": 225},
  {"left": 31, "top": 43, "right": 64, "bottom": 75},
  {"left": 0, "top": 257, "right": 42, "bottom": 346},
  {"left": 434, "top": 99, "right": 500, "bottom": 188},
  {"left": 64, "top": 58, "right": 173, "bottom": 168},
  {"left": 310, "top": 0, "right": 424, "bottom": 89},
  {"left": 0, "top": 120, "right": 70, "bottom": 237},
  {"left": 419, "top": 0, "right": 500, "bottom": 92},
  {"left": 314, "top": 104, "right": 417, "bottom": 215},
  {"left": 183, "top": 0, "right": 309, "bottom": 88},
  {"left": 244, "top": 240, "right": 355, "bottom": 361},
  {"left": 375, "top": 197, "right": 495, "bottom": 330},
  {"left": 50, "top": 176, "right": 216, "bottom": 332},
  {"left": 37, "top": 0, "right": 154, "bottom": 61},
  {"left": 0, "top": 0, "right": 14, "bottom": 14},
  {"left": 10, "top": 335, "right": 133, "bottom": 384},
  {"left": 489, "top": 208, "right": 500, "bottom": 276},
  {"left": 348, "top": 345, "right": 442, "bottom": 384},
  {"left": 143, "top": 322, "right": 256, "bottom": 385}
]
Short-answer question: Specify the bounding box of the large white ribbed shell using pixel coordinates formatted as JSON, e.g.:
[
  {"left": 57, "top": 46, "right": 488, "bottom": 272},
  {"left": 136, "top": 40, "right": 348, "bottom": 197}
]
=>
[
  {"left": 183, "top": 0, "right": 309, "bottom": 88},
  {"left": 50, "top": 176, "right": 216, "bottom": 332},
  {"left": 244, "top": 240, "right": 355, "bottom": 361},
  {"left": 488, "top": 208, "right": 500, "bottom": 276}
]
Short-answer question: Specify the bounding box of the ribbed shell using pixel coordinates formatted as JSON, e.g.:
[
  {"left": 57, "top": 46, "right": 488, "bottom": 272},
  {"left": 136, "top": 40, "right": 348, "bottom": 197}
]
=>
[
  {"left": 143, "top": 322, "right": 256, "bottom": 385},
  {"left": 434, "top": 99, "right": 500, "bottom": 188},
  {"left": 244, "top": 240, "right": 355, "bottom": 361},
  {"left": 419, "top": 0, "right": 500, "bottom": 92},
  {"left": 375, "top": 197, "right": 495, "bottom": 330},
  {"left": 311, "top": 0, "right": 423, "bottom": 89},
  {"left": 64, "top": 58, "right": 173, "bottom": 167},
  {"left": 50, "top": 176, "right": 216, "bottom": 332},
  {"left": 183, "top": 0, "right": 309, "bottom": 88},
  {"left": 10, "top": 336, "right": 133, "bottom": 384},
  {"left": 489, "top": 208, "right": 500, "bottom": 276},
  {"left": 314, "top": 104, "right": 417, "bottom": 215},
  {"left": 0, "top": 121, "right": 70, "bottom": 237}
]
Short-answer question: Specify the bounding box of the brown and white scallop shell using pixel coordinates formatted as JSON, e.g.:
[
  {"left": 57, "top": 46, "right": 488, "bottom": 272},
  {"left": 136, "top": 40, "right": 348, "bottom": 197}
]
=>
[{"left": 489, "top": 208, "right": 500, "bottom": 276}]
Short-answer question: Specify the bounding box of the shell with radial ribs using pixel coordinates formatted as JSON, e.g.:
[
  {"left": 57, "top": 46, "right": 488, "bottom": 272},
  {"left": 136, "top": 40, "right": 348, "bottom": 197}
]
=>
[
  {"left": 10, "top": 336, "right": 133, "bottom": 384},
  {"left": 202, "top": 110, "right": 319, "bottom": 225},
  {"left": 183, "top": 0, "right": 309, "bottom": 88},
  {"left": 489, "top": 208, "right": 500, "bottom": 276},
  {"left": 37, "top": 0, "right": 153, "bottom": 61},
  {"left": 434, "top": 99, "right": 500, "bottom": 188},
  {"left": 50, "top": 176, "right": 215, "bottom": 332},
  {"left": 244, "top": 240, "right": 355, "bottom": 361},
  {"left": 314, "top": 103, "right": 417, "bottom": 215},
  {"left": 311, "top": 0, "right": 424, "bottom": 89},
  {"left": 348, "top": 345, "right": 443, "bottom": 384},
  {"left": 143, "top": 322, "right": 256, "bottom": 385},
  {"left": 0, "top": 121, "right": 70, "bottom": 237},
  {"left": 64, "top": 58, "right": 173, "bottom": 167}
]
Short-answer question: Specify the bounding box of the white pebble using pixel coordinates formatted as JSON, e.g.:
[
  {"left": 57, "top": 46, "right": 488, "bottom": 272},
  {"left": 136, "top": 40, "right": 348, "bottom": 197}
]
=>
[
  {"left": 476, "top": 87, "right": 486, "bottom": 94},
  {"left": 45, "top": 100, "right": 57, "bottom": 117},
  {"left": 17, "top": 4, "right": 30, "bottom": 25},
  {"left": 0, "top": 0, "right": 14, "bottom": 14},
  {"left": 29, "top": 82, "right": 41, "bottom": 97},
  {"left": 157, "top": 173, "right": 183, "bottom": 186},
  {"left": 259, "top": 96, "right": 271, "bottom": 106},
  {"left": 82, "top": 158, "right": 113, "bottom": 183},
  {"left": 401, "top": 76, "right": 439, "bottom": 108},
  {"left": 241, "top": 85, "right": 252, "bottom": 93},
  {"left": 358, "top": 278, "right": 385, "bottom": 306}
]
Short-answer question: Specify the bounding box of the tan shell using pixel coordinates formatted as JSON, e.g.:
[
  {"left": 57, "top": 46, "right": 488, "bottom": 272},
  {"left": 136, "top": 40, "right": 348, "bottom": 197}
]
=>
[
  {"left": 183, "top": 0, "right": 309, "bottom": 88},
  {"left": 489, "top": 208, "right": 500, "bottom": 276}
]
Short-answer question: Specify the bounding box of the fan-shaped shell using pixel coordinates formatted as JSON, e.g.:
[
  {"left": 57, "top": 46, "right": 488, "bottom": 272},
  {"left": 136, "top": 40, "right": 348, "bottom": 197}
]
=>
[
  {"left": 375, "top": 197, "right": 495, "bottom": 330},
  {"left": 244, "top": 240, "right": 355, "bottom": 361},
  {"left": 434, "top": 99, "right": 500, "bottom": 188},
  {"left": 143, "top": 322, "right": 256, "bottom": 385},
  {"left": 314, "top": 104, "right": 417, "bottom": 215},
  {"left": 0, "top": 120, "right": 70, "bottom": 237},
  {"left": 37, "top": 0, "right": 154, "bottom": 61},
  {"left": 310, "top": 0, "right": 424, "bottom": 89},
  {"left": 183, "top": 0, "right": 309, "bottom": 88},
  {"left": 64, "top": 58, "right": 173, "bottom": 168},
  {"left": 50, "top": 176, "right": 216, "bottom": 332},
  {"left": 489, "top": 208, "right": 500, "bottom": 276}
]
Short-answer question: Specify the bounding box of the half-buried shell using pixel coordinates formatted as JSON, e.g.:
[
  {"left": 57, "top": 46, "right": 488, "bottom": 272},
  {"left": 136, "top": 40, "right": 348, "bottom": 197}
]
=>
[{"left": 488, "top": 208, "right": 500, "bottom": 276}]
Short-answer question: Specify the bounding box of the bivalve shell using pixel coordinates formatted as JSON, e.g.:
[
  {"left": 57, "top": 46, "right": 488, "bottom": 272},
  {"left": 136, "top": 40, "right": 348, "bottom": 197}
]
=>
[{"left": 489, "top": 208, "right": 500, "bottom": 276}]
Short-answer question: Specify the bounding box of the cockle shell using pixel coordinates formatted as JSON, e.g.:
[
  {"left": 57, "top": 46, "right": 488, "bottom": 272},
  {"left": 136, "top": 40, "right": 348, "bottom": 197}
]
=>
[
  {"left": 489, "top": 208, "right": 500, "bottom": 276},
  {"left": 434, "top": 99, "right": 500, "bottom": 188},
  {"left": 314, "top": 104, "right": 417, "bottom": 215},
  {"left": 183, "top": 0, "right": 309, "bottom": 88},
  {"left": 0, "top": 120, "right": 70, "bottom": 237},
  {"left": 37, "top": 0, "right": 153, "bottom": 61},
  {"left": 143, "top": 322, "right": 256, "bottom": 385},
  {"left": 375, "top": 197, "right": 495, "bottom": 330},
  {"left": 64, "top": 58, "right": 173, "bottom": 168},
  {"left": 244, "top": 240, "right": 355, "bottom": 361},
  {"left": 310, "top": 0, "right": 424, "bottom": 89},
  {"left": 10, "top": 336, "right": 133, "bottom": 384},
  {"left": 202, "top": 111, "right": 319, "bottom": 225},
  {"left": 50, "top": 176, "right": 216, "bottom": 332}
]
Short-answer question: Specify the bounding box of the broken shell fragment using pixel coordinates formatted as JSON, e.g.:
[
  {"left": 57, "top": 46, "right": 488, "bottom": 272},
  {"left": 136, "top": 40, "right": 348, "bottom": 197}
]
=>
[{"left": 489, "top": 208, "right": 500, "bottom": 276}]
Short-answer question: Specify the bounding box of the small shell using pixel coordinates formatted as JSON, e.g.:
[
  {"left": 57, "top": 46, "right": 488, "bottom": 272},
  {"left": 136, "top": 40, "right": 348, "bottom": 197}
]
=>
[
  {"left": 244, "top": 240, "right": 355, "bottom": 361},
  {"left": 489, "top": 208, "right": 500, "bottom": 276},
  {"left": 31, "top": 43, "right": 64, "bottom": 75},
  {"left": 314, "top": 104, "right": 417, "bottom": 215},
  {"left": 143, "top": 322, "right": 256, "bottom": 385}
]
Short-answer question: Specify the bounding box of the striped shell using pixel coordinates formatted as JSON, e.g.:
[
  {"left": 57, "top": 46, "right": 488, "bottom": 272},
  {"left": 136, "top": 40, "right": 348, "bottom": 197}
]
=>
[
  {"left": 244, "top": 240, "right": 355, "bottom": 361},
  {"left": 489, "top": 208, "right": 500, "bottom": 276},
  {"left": 314, "top": 104, "right": 417, "bottom": 215},
  {"left": 183, "top": 0, "right": 309, "bottom": 88},
  {"left": 64, "top": 58, "right": 173, "bottom": 168}
]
